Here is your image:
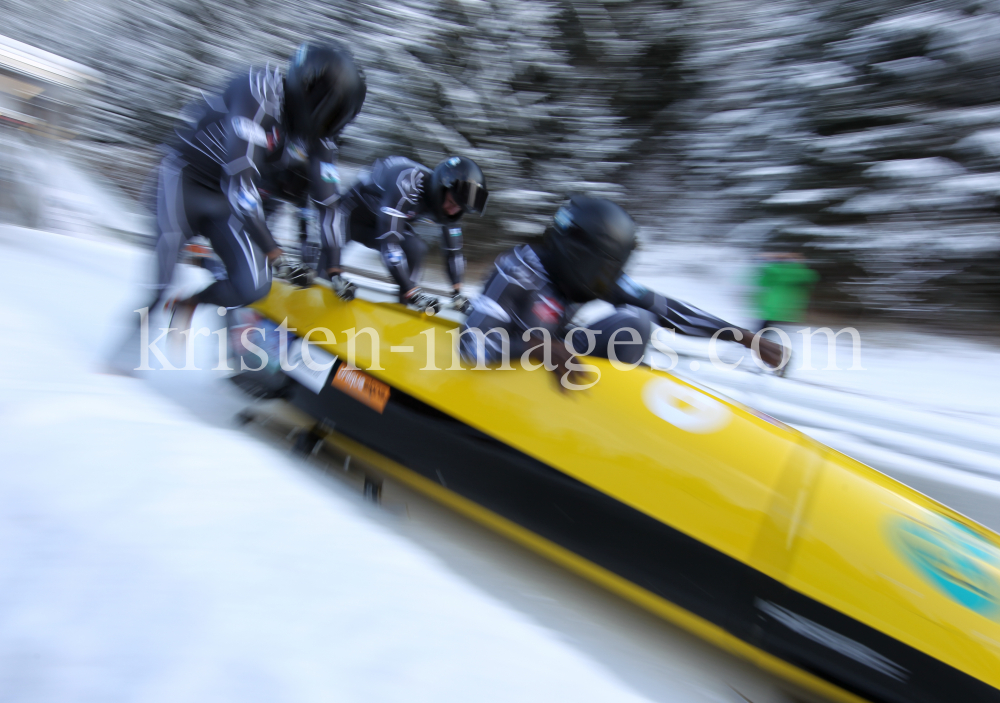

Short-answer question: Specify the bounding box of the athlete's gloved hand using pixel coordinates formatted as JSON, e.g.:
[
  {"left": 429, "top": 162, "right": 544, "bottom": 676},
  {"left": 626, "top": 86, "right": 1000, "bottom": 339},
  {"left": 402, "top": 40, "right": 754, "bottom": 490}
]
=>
[
  {"left": 756, "top": 336, "right": 787, "bottom": 370},
  {"left": 451, "top": 291, "right": 472, "bottom": 314},
  {"left": 330, "top": 274, "right": 357, "bottom": 301},
  {"left": 528, "top": 335, "right": 591, "bottom": 393},
  {"left": 738, "top": 328, "right": 788, "bottom": 371},
  {"left": 271, "top": 255, "right": 315, "bottom": 288}
]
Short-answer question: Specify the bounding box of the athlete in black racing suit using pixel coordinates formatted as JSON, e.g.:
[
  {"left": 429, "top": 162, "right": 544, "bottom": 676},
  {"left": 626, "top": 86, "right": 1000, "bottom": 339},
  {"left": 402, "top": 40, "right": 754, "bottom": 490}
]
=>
[
  {"left": 152, "top": 42, "right": 365, "bottom": 318},
  {"left": 319, "top": 155, "right": 488, "bottom": 312},
  {"left": 257, "top": 134, "right": 341, "bottom": 275},
  {"left": 460, "top": 198, "right": 787, "bottom": 386}
]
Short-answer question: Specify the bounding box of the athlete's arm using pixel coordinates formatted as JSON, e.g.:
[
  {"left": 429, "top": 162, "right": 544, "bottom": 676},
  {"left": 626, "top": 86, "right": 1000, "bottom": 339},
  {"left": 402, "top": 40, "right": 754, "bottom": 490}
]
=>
[
  {"left": 459, "top": 269, "right": 539, "bottom": 366},
  {"left": 608, "top": 275, "right": 786, "bottom": 368},
  {"left": 461, "top": 256, "right": 570, "bottom": 366},
  {"left": 219, "top": 73, "right": 281, "bottom": 258},
  {"left": 309, "top": 138, "right": 342, "bottom": 275},
  {"left": 440, "top": 224, "right": 465, "bottom": 290},
  {"left": 608, "top": 274, "right": 742, "bottom": 339}
]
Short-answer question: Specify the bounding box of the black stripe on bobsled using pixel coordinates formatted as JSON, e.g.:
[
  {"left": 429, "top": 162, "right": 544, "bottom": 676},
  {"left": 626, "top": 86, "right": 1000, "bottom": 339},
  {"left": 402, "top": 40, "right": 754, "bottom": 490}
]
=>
[{"left": 286, "top": 364, "right": 998, "bottom": 703}]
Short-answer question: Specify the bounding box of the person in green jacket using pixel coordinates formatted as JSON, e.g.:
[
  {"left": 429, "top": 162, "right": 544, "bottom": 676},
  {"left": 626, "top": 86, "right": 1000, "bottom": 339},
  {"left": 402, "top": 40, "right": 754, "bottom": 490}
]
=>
[{"left": 754, "top": 251, "right": 818, "bottom": 331}]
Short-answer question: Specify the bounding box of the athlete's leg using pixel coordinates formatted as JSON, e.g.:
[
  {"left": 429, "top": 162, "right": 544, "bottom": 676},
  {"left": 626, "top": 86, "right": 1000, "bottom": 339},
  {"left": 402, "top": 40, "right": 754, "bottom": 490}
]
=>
[
  {"left": 376, "top": 231, "right": 428, "bottom": 299},
  {"left": 151, "top": 152, "right": 194, "bottom": 307},
  {"left": 344, "top": 206, "right": 428, "bottom": 304},
  {"left": 298, "top": 207, "right": 321, "bottom": 268},
  {"left": 193, "top": 207, "right": 273, "bottom": 308},
  {"left": 317, "top": 191, "right": 353, "bottom": 279},
  {"left": 397, "top": 232, "right": 428, "bottom": 286},
  {"left": 377, "top": 232, "right": 415, "bottom": 294}
]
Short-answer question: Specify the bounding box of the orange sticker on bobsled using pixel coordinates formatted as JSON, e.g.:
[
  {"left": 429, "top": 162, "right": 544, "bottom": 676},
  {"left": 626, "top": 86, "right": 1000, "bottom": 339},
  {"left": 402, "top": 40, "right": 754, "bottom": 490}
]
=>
[{"left": 331, "top": 365, "right": 390, "bottom": 413}]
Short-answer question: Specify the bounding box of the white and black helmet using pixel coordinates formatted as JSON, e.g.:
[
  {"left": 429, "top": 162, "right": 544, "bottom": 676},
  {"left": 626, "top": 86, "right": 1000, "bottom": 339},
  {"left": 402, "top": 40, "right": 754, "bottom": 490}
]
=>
[{"left": 429, "top": 156, "right": 488, "bottom": 222}]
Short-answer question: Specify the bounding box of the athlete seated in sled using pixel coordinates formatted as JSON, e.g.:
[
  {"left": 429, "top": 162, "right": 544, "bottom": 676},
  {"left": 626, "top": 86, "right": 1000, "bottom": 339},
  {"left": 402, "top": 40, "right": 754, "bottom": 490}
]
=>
[
  {"left": 152, "top": 42, "right": 366, "bottom": 327},
  {"left": 317, "top": 155, "right": 488, "bottom": 314},
  {"left": 459, "top": 197, "right": 786, "bottom": 386}
]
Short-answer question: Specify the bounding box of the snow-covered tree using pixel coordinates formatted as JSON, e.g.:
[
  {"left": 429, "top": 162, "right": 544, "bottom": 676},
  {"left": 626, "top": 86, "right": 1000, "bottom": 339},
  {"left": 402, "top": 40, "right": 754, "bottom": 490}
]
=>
[{"left": 6, "top": 0, "right": 1000, "bottom": 321}]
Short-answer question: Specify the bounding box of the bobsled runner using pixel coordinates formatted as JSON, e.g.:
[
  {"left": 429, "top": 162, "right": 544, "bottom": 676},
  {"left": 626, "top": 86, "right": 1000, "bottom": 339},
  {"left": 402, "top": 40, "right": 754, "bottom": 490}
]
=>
[{"left": 237, "top": 279, "right": 1000, "bottom": 703}]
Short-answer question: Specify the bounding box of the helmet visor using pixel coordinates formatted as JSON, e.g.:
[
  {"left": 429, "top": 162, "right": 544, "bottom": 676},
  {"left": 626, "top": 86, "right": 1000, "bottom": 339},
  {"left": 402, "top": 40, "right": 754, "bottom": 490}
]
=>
[{"left": 452, "top": 180, "right": 489, "bottom": 215}]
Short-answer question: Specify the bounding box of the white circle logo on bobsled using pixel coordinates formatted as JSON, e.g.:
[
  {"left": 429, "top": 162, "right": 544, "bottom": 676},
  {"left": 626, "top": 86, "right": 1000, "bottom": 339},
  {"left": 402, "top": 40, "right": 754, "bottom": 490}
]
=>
[{"left": 642, "top": 378, "right": 732, "bottom": 434}]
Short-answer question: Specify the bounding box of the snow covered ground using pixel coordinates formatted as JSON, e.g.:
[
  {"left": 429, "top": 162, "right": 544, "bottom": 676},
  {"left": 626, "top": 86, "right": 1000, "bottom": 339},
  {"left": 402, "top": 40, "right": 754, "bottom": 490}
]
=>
[{"left": 0, "top": 227, "right": 673, "bottom": 703}]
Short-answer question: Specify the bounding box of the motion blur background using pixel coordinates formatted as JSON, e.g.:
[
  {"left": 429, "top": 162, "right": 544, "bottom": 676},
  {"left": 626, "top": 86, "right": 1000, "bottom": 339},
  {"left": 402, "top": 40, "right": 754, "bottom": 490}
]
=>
[{"left": 3, "top": 0, "right": 1000, "bottom": 326}]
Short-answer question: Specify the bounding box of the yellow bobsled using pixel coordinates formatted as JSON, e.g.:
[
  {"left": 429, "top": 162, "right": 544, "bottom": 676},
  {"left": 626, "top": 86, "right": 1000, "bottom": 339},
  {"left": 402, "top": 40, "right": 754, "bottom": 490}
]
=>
[{"left": 250, "top": 281, "right": 1000, "bottom": 703}]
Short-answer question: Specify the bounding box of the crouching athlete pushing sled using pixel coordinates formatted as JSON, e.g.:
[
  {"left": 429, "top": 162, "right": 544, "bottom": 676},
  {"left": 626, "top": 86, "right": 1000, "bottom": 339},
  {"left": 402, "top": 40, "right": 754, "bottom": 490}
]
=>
[
  {"left": 459, "top": 197, "right": 787, "bottom": 388},
  {"left": 150, "top": 42, "right": 366, "bottom": 328},
  {"left": 318, "top": 155, "right": 488, "bottom": 314}
]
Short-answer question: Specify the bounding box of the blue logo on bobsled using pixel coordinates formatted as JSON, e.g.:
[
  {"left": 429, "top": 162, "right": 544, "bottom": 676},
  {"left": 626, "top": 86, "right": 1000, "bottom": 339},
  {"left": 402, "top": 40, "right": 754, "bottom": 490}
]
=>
[{"left": 889, "top": 514, "right": 1000, "bottom": 618}]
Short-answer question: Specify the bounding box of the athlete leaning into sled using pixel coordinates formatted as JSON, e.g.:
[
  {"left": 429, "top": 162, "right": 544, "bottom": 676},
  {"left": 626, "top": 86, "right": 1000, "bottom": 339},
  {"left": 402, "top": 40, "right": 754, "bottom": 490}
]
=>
[
  {"left": 317, "top": 155, "right": 488, "bottom": 315},
  {"left": 150, "top": 41, "right": 366, "bottom": 330},
  {"left": 459, "top": 197, "right": 787, "bottom": 388}
]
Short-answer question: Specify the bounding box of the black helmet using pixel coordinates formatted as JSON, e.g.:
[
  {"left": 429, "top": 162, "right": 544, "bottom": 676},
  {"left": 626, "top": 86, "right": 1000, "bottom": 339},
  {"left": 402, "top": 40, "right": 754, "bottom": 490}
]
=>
[
  {"left": 542, "top": 197, "right": 637, "bottom": 302},
  {"left": 429, "top": 156, "right": 489, "bottom": 222},
  {"left": 285, "top": 42, "right": 366, "bottom": 141}
]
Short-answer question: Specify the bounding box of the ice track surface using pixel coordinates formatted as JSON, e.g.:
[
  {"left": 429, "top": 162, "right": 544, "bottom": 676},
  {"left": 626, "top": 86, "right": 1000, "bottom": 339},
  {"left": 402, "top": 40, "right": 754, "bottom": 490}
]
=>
[{"left": 3, "top": 224, "right": 1000, "bottom": 703}]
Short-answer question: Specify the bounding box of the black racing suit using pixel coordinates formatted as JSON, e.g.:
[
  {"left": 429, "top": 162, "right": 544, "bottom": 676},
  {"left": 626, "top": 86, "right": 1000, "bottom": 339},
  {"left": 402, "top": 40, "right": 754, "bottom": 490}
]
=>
[
  {"left": 459, "top": 245, "right": 742, "bottom": 365},
  {"left": 320, "top": 156, "right": 465, "bottom": 294},
  {"left": 153, "top": 66, "right": 341, "bottom": 308},
  {"left": 258, "top": 134, "right": 341, "bottom": 268}
]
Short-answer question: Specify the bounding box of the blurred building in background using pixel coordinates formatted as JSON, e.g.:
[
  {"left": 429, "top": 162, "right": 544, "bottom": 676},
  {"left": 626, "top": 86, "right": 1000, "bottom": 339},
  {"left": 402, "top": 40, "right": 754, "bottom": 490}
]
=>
[
  {"left": 0, "top": 34, "right": 100, "bottom": 229},
  {"left": 0, "top": 34, "right": 100, "bottom": 137}
]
